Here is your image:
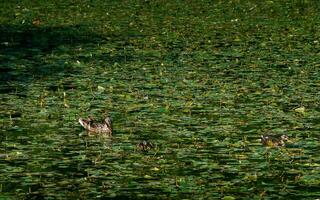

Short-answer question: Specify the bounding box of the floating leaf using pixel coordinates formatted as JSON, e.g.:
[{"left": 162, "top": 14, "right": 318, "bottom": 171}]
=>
[
  {"left": 223, "top": 196, "right": 236, "bottom": 200},
  {"left": 97, "top": 85, "right": 105, "bottom": 92},
  {"left": 294, "top": 106, "right": 306, "bottom": 113},
  {"left": 151, "top": 167, "right": 160, "bottom": 171}
]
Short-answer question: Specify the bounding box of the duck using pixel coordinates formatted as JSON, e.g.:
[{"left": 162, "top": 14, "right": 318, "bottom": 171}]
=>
[
  {"left": 136, "top": 140, "right": 154, "bottom": 151},
  {"left": 260, "top": 134, "right": 288, "bottom": 147},
  {"left": 79, "top": 116, "right": 112, "bottom": 136}
]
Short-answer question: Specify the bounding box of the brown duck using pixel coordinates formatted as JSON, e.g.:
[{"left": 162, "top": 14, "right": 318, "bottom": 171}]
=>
[
  {"left": 260, "top": 134, "right": 288, "bottom": 147},
  {"left": 79, "top": 117, "right": 112, "bottom": 136},
  {"left": 136, "top": 141, "right": 154, "bottom": 151}
]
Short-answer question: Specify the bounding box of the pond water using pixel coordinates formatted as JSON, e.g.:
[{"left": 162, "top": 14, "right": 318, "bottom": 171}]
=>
[{"left": 0, "top": 1, "right": 320, "bottom": 199}]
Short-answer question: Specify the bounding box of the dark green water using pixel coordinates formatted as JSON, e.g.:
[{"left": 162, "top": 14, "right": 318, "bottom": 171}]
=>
[{"left": 0, "top": 1, "right": 319, "bottom": 199}]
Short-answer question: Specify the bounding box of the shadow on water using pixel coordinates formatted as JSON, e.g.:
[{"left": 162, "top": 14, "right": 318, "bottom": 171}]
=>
[{"left": 0, "top": 24, "right": 105, "bottom": 93}]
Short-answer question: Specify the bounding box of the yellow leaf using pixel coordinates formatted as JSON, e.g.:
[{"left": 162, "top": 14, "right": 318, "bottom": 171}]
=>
[
  {"left": 294, "top": 106, "right": 306, "bottom": 113},
  {"left": 97, "top": 85, "right": 105, "bottom": 92},
  {"left": 151, "top": 167, "right": 160, "bottom": 171}
]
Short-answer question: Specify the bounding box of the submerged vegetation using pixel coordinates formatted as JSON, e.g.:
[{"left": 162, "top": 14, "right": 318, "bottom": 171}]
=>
[{"left": 0, "top": 0, "right": 319, "bottom": 199}]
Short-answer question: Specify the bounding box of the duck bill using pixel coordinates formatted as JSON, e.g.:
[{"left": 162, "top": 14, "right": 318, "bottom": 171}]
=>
[
  {"left": 79, "top": 118, "right": 85, "bottom": 126},
  {"left": 79, "top": 118, "right": 89, "bottom": 128}
]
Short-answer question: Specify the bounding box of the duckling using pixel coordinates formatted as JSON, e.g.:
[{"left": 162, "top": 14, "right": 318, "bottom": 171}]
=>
[
  {"left": 260, "top": 134, "right": 288, "bottom": 147},
  {"left": 79, "top": 117, "right": 112, "bottom": 136},
  {"left": 136, "top": 140, "right": 154, "bottom": 151}
]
